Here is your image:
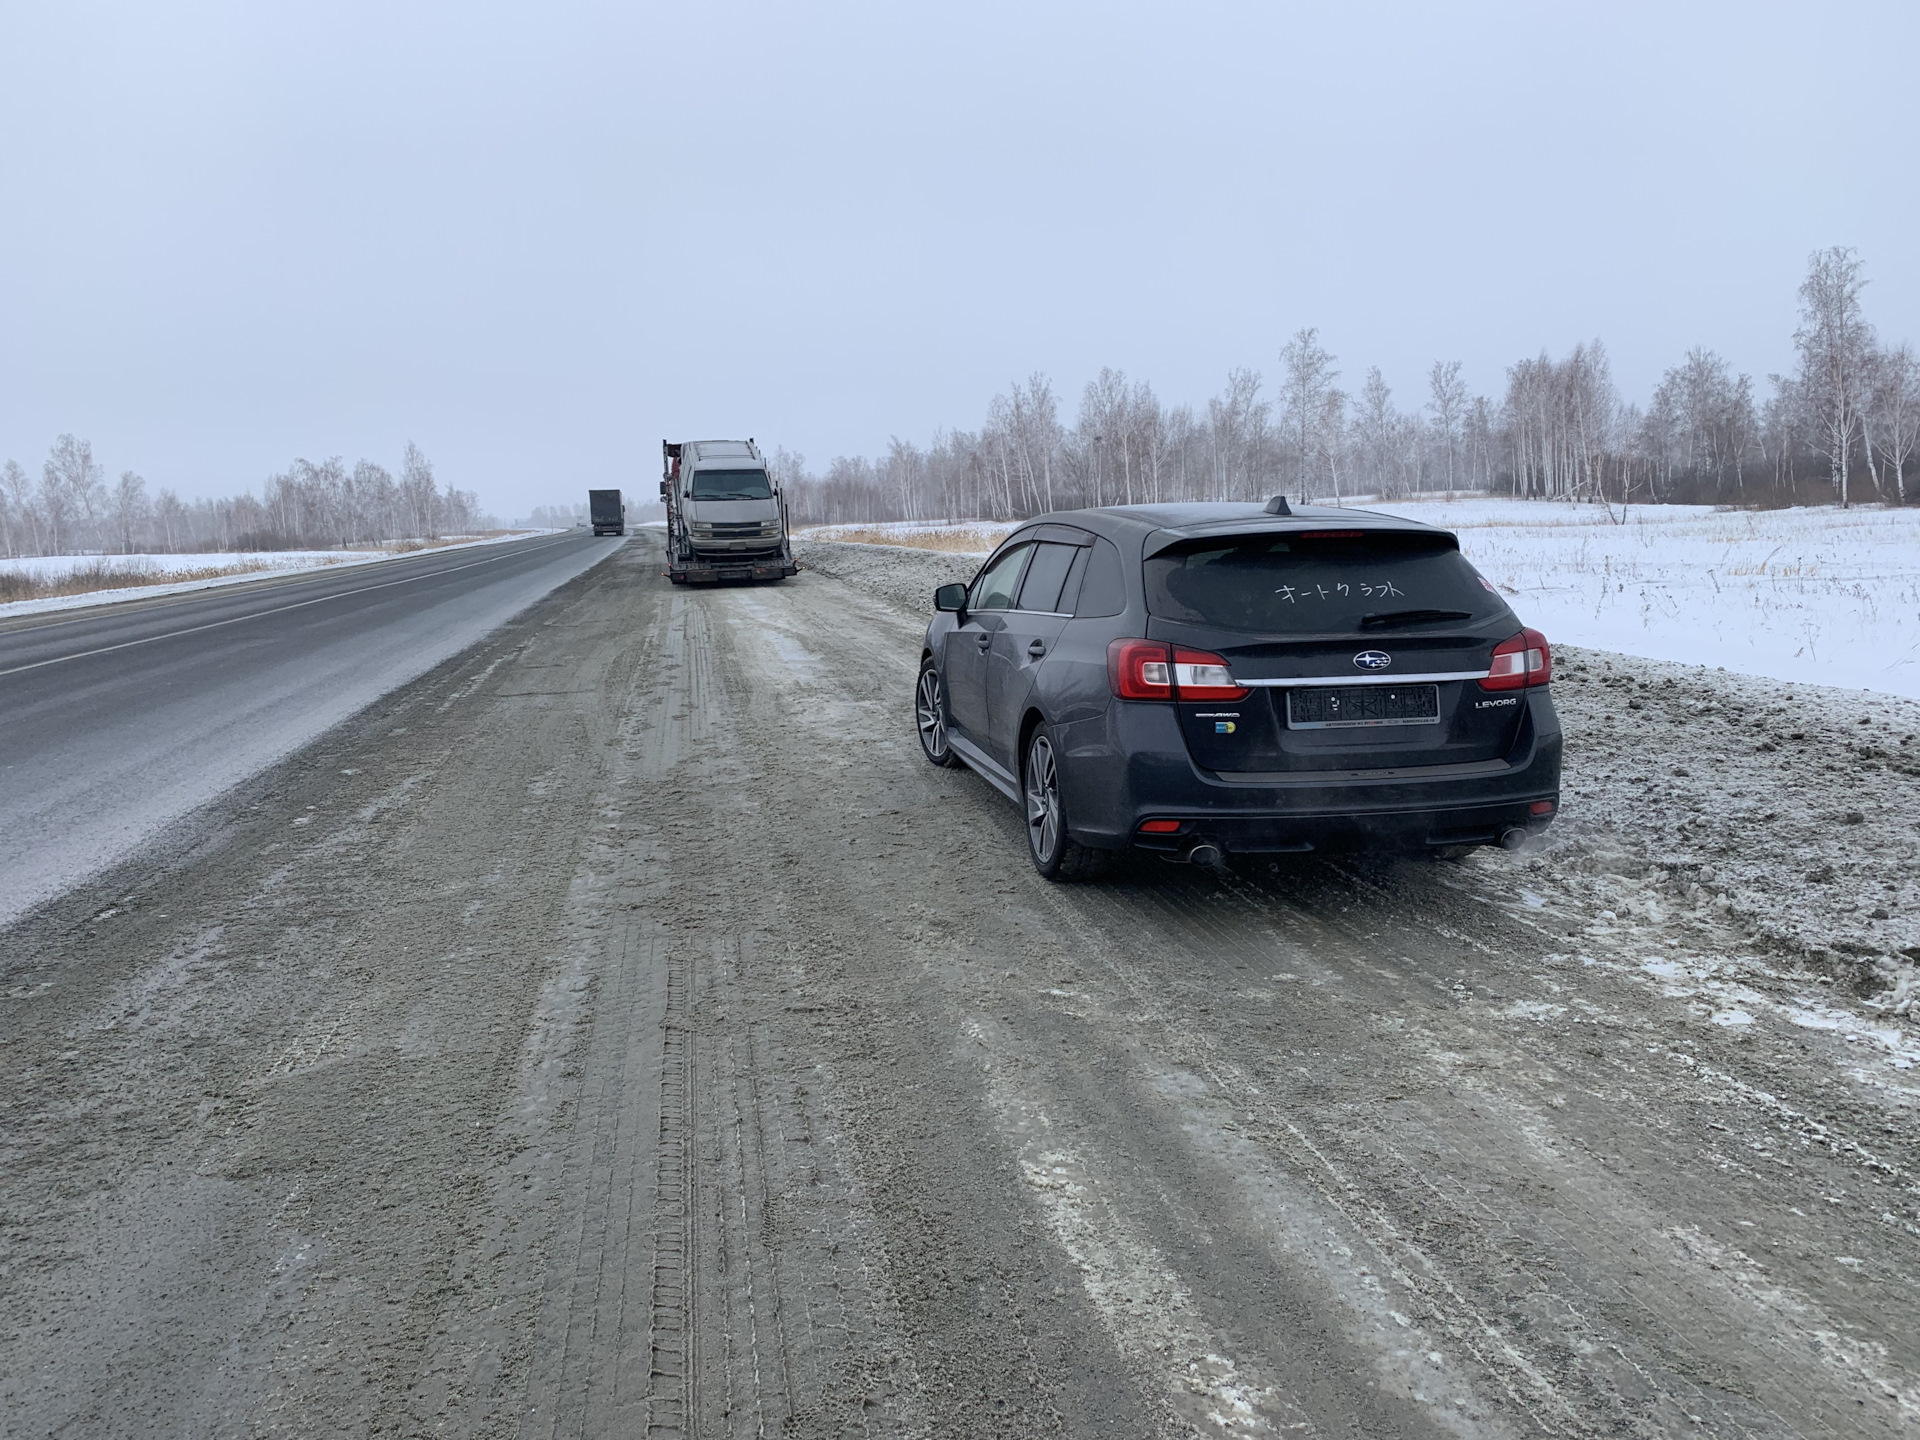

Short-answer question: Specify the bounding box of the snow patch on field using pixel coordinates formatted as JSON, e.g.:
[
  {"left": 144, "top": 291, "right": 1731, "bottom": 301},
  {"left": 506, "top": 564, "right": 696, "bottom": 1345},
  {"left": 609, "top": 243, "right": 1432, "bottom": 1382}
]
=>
[
  {"left": 1352, "top": 501, "right": 1920, "bottom": 699},
  {"left": 804, "top": 504, "right": 1920, "bottom": 699}
]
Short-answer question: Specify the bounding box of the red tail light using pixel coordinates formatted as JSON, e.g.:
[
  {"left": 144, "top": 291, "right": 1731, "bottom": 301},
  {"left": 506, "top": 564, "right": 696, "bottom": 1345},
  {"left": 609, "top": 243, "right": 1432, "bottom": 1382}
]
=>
[
  {"left": 1109, "top": 639, "right": 1173, "bottom": 699},
  {"left": 1481, "top": 628, "right": 1551, "bottom": 690},
  {"left": 1107, "top": 641, "right": 1250, "bottom": 702},
  {"left": 1138, "top": 818, "right": 1183, "bottom": 834}
]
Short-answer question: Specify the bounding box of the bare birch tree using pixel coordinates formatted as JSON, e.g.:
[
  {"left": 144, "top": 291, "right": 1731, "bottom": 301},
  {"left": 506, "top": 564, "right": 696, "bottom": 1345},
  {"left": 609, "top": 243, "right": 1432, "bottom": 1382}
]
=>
[
  {"left": 1206, "top": 368, "right": 1272, "bottom": 501},
  {"left": 401, "top": 441, "right": 437, "bottom": 538},
  {"left": 40, "top": 435, "right": 103, "bottom": 554},
  {"left": 1874, "top": 342, "right": 1919, "bottom": 503},
  {"left": 110, "top": 471, "right": 149, "bottom": 554},
  {"left": 1793, "top": 246, "right": 1875, "bottom": 508},
  {"left": 1353, "top": 368, "right": 1398, "bottom": 496},
  {"left": 1426, "top": 360, "right": 1468, "bottom": 490},
  {"left": 1, "top": 459, "right": 31, "bottom": 556},
  {"left": 1279, "top": 328, "right": 1337, "bottom": 496}
]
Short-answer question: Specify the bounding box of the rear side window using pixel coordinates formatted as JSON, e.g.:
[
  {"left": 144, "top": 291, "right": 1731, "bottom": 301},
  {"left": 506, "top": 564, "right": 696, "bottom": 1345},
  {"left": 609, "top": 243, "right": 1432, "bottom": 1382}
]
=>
[
  {"left": 1016, "top": 542, "right": 1079, "bottom": 612},
  {"left": 1145, "top": 530, "right": 1511, "bottom": 634},
  {"left": 970, "top": 543, "right": 1031, "bottom": 610},
  {"left": 1075, "top": 538, "right": 1126, "bottom": 618}
]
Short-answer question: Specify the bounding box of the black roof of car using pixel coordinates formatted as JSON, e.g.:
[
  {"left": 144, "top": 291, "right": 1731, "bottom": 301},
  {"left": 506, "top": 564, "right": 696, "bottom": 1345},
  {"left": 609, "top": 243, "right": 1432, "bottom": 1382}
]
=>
[{"left": 1009, "top": 502, "right": 1451, "bottom": 556}]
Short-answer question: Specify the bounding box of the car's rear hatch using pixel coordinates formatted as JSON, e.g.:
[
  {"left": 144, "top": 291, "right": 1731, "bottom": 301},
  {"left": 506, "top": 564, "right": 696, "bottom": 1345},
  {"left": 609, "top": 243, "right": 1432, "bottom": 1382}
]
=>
[{"left": 1141, "top": 524, "right": 1528, "bottom": 774}]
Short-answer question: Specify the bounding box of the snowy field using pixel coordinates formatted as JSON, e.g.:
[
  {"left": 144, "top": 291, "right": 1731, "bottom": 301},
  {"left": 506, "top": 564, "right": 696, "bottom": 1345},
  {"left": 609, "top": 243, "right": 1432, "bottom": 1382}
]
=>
[
  {"left": 0, "top": 532, "right": 555, "bottom": 619},
  {"left": 804, "top": 502, "right": 1920, "bottom": 699},
  {"left": 4, "top": 549, "right": 354, "bottom": 582}
]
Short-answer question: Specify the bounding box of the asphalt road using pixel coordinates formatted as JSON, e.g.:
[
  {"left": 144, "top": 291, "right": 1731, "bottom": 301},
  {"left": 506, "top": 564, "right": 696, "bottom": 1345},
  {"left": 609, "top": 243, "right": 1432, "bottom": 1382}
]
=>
[
  {"left": 2, "top": 530, "right": 1914, "bottom": 1439},
  {"left": 0, "top": 532, "right": 618, "bottom": 926}
]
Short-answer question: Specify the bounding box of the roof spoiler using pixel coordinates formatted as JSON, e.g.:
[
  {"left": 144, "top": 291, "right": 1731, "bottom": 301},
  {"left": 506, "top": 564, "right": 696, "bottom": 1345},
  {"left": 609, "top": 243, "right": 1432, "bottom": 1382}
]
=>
[{"left": 1263, "top": 494, "right": 1292, "bottom": 516}]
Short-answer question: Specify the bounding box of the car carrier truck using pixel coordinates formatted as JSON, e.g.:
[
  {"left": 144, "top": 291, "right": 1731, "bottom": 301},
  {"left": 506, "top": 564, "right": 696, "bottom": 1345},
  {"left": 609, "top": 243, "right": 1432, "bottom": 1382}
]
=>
[
  {"left": 660, "top": 439, "right": 797, "bottom": 583},
  {"left": 588, "top": 489, "right": 626, "bottom": 536}
]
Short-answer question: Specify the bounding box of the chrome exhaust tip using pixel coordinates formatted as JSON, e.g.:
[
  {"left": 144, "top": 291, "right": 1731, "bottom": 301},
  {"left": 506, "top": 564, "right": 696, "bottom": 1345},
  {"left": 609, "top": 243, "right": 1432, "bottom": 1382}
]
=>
[
  {"left": 1498, "top": 827, "right": 1529, "bottom": 852},
  {"left": 1186, "top": 842, "right": 1225, "bottom": 868}
]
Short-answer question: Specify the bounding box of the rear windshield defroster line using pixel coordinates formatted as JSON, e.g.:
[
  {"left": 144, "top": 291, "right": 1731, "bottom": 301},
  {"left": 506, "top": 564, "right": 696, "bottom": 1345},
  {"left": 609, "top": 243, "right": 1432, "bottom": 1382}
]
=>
[
  {"left": 1144, "top": 531, "right": 1512, "bottom": 635},
  {"left": 690, "top": 469, "right": 774, "bottom": 500}
]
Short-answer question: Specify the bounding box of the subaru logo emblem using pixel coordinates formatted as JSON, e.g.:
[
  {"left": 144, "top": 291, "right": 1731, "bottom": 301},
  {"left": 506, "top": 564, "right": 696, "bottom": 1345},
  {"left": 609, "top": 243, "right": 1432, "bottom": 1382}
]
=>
[{"left": 1352, "top": 650, "right": 1392, "bottom": 671}]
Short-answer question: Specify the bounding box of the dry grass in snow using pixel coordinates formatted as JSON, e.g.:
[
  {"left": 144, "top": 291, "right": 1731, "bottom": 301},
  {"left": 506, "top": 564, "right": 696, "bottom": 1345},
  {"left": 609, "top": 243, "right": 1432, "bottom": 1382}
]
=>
[{"left": 796, "top": 521, "right": 1018, "bottom": 554}]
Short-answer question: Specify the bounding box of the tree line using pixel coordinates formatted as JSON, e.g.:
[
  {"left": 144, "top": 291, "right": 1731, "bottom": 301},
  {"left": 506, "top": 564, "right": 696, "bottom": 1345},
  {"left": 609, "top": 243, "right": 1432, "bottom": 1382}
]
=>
[
  {"left": 0, "top": 440, "right": 494, "bottom": 558},
  {"left": 778, "top": 247, "right": 1917, "bottom": 525}
]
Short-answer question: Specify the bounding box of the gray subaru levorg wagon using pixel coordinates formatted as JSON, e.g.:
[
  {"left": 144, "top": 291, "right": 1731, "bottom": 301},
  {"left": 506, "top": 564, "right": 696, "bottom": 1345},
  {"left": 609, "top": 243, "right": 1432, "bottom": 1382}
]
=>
[{"left": 915, "top": 500, "right": 1562, "bottom": 879}]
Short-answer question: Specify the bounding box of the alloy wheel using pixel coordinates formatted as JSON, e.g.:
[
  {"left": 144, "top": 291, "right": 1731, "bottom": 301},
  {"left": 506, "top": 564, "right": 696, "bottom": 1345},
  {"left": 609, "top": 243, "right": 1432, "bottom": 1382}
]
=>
[
  {"left": 1025, "top": 733, "right": 1061, "bottom": 864},
  {"left": 916, "top": 667, "right": 949, "bottom": 762}
]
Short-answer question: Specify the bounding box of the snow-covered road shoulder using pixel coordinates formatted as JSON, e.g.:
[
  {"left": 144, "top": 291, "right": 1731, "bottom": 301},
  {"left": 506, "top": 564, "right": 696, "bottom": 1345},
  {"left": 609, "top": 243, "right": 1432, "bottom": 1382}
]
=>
[{"left": 0, "top": 530, "right": 563, "bottom": 621}]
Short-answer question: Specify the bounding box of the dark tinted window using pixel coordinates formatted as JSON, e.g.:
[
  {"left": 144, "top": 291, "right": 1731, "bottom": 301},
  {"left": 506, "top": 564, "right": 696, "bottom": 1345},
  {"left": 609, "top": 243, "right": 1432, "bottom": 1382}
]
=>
[
  {"left": 970, "top": 543, "right": 1031, "bottom": 610},
  {"left": 1055, "top": 547, "right": 1089, "bottom": 614},
  {"left": 1145, "top": 530, "right": 1510, "bottom": 634},
  {"left": 1075, "top": 537, "right": 1127, "bottom": 617},
  {"left": 690, "top": 468, "right": 772, "bottom": 500},
  {"left": 1016, "top": 542, "right": 1079, "bottom": 612}
]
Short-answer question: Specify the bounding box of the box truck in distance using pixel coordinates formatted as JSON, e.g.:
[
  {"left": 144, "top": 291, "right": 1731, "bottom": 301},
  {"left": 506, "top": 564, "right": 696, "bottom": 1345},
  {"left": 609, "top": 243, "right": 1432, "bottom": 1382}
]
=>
[{"left": 588, "top": 490, "right": 626, "bottom": 536}]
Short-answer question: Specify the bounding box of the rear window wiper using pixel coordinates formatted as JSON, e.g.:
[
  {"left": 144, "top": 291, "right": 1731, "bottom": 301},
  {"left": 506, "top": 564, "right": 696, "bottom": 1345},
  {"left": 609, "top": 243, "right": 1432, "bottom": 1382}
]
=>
[{"left": 1358, "top": 608, "right": 1474, "bottom": 629}]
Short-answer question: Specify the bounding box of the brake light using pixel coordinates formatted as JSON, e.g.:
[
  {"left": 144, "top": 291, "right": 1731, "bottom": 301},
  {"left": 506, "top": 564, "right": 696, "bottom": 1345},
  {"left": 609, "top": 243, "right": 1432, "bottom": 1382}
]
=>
[
  {"left": 1299, "top": 530, "right": 1364, "bottom": 539},
  {"left": 1107, "top": 641, "right": 1250, "bottom": 701},
  {"left": 1481, "top": 628, "right": 1552, "bottom": 690}
]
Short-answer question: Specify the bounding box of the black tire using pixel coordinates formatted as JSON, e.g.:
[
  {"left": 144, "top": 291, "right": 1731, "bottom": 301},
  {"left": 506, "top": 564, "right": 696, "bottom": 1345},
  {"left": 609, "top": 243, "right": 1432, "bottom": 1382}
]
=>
[
  {"left": 1023, "top": 728, "right": 1111, "bottom": 881},
  {"left": 915, "top": 660, "right": 962, "bottom": 768}
]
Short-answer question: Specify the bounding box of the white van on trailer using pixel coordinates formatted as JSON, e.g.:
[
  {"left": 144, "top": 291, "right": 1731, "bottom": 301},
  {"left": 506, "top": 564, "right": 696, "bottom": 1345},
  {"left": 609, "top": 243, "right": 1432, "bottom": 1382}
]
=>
[{"left": 660, "top": 439, "right": 798, "bottom": 583}]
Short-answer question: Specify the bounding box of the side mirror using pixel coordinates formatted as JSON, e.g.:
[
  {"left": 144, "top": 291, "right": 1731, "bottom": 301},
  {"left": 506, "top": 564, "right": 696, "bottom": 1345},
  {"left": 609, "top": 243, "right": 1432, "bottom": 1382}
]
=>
[{"left": 934, "top": 582, "right": 968, "bottom": 613}]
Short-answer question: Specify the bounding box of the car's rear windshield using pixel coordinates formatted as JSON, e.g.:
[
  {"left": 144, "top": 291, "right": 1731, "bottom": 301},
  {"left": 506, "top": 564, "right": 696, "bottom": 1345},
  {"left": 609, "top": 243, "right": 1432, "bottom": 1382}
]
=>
[
  {"left": 691, "top": 468, "right": 772, "bottom": 500},
  {"left": 1144, "top": 529, "right": 1511, "bottom": 634}
]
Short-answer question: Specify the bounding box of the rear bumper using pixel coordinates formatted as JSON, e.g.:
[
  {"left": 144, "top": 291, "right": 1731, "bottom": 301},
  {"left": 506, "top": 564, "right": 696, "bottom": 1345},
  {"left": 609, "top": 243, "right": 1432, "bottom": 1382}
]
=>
[
  {"left": 1062, "top": 691, "right": 1562, "bottom": 852},
  {"left": 1124, "top": 796, "right": 1558, "bottom": 854},
  {"left": 671, "top": 557, "right": 798, "bottom": 582}
]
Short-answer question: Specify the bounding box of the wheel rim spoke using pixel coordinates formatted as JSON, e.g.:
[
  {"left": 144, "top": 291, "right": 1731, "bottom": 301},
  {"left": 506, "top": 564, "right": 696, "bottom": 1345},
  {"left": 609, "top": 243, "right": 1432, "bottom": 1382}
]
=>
[
  {"left": 1027, "top": 737, "right": 1059, "bottom": 858},
  {"left": 917, "top": 673, "right": 945, "bottom": 754}
]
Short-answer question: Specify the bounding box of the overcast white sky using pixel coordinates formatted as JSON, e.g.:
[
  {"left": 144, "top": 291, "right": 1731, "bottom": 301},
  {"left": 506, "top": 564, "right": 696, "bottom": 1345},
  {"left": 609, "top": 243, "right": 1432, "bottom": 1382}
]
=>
[{"left": 2, "top": 0, "right": 1914, "bottom": 520}]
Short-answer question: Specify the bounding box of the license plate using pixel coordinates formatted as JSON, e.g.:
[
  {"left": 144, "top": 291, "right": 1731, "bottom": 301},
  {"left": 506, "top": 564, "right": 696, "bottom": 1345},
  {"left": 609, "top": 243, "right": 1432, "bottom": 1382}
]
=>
[{"left": 1286, "top": 684, "right": 1440, "bottom": 729}]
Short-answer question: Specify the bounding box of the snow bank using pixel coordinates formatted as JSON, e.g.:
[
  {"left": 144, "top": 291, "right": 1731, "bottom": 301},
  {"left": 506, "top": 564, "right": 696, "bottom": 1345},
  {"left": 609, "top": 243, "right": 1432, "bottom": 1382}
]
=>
[
  {"left": 3, "top": 550, "right": 351, "bottom": 582},
  {"left": 0, "top": 531, "right": 560, "bottom": 620}
]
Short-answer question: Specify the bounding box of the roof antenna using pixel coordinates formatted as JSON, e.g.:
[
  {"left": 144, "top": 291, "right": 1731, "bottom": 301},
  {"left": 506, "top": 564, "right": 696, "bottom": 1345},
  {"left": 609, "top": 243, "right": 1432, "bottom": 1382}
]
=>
[{"left": 1263, "top": 494, "right": 1293, "bottom": 516}]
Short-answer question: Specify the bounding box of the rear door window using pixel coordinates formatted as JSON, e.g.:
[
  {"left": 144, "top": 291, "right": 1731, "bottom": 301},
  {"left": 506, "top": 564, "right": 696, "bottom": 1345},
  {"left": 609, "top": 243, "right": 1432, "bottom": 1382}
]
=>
[
  {"left": 1015, "top": 542, "right": 1079, "bottom": 612},
  {"left": 1145, "top": 530, "right": 1510, "bottom": 634},
  {"left": 970, "top": 543, "right": 1032, "bottom": 610}
]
